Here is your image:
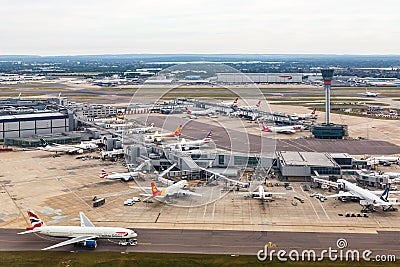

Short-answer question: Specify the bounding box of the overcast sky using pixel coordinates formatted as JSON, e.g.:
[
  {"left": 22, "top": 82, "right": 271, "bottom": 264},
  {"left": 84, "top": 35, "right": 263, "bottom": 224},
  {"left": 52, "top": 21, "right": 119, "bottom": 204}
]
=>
[{"left": 1, "top": 0, "right": 399, "bottom": 55}]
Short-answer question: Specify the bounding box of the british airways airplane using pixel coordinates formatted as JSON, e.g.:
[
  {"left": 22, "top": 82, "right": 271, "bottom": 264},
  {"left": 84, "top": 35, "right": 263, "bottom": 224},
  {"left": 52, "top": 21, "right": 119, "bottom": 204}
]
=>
[{"left": 18, "top": 210, "right": 137, "bottom": 250}]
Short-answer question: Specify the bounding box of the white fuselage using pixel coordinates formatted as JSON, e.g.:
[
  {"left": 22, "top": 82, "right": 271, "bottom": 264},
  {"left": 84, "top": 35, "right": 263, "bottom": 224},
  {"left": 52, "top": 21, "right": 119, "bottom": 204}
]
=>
[
  {"left": 106, "top": 172, "right": 139, "bottom": 180},
  {"left": 146, "top": 131, "right": 178, "bottom": 141},
  {"left": 34, "top": 226, "right": 137, "bottom": 239},
  {"left": 189, "top": 109, "right": 211, "bottom": 116},
  {"left": 134, "top": 125, "right": 154, "bottom": 133},
  {"left": 168, "top": 139, "right": 208, "bottom": 150},
  {"left": 258, "top": 185, "right": 266, "bottom": 200},
  {"left": 338, "top": 179, "right": 386, "bottom": 206},
  {"left": 40, "top": 143, "right": 97, "bottom": 153},
  {"left": 164, "top": 180, "right": 188, "bottom": 196},
  {"left": 181, "top": 139, "right": 206, "bottom": 148},
  {"left": 262, "top": 125, "right": 296, "bottom": 134}
]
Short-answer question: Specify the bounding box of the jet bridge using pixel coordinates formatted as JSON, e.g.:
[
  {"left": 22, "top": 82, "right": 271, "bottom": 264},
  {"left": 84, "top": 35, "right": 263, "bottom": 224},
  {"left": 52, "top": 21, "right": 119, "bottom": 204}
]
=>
[
  {"left": 199, "top": 167, "right": 249, "bottom": 188},
  {"left": 312, "top": 177, "right": 339, "bottom": 188},
  {"left": 165, "top": 149, "right": 201, "bottom": 172}
]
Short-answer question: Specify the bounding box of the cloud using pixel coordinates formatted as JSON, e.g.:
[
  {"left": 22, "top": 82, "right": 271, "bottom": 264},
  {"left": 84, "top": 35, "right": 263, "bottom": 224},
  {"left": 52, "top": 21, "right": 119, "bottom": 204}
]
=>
[{"left": 0, "top": 0, "right": 399, "bottom": 55}]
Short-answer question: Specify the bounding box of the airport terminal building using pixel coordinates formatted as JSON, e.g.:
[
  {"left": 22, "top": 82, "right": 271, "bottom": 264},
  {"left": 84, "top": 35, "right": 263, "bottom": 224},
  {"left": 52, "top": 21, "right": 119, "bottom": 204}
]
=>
[
  {"left": 0, "top": 112, "right": 74, "bottom": 140},
  {"left": 277, "top": 151, "right": 341, "bottom": 181}
]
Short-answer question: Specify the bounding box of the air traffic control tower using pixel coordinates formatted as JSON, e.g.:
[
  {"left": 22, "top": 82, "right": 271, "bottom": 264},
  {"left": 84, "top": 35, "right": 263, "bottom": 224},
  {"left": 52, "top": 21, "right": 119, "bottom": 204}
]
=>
[{"left": 311, "top": 68, "right": 348, "bottom": 139}]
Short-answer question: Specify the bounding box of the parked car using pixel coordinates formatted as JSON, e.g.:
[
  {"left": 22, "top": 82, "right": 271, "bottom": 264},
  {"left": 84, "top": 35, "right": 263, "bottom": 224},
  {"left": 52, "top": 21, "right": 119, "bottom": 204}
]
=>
[{"left": 124, "top": 199, "right": 135, "bottom": 206}]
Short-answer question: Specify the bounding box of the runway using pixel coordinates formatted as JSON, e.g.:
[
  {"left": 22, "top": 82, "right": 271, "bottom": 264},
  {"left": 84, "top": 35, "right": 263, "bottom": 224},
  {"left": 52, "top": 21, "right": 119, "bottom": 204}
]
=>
[{"left": 1, "top": 228, "right": 400, "bottom": 258}]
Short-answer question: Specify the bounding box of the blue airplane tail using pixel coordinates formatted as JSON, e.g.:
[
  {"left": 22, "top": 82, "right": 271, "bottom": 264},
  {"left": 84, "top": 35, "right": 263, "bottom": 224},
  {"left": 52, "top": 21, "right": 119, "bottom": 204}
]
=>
[{"left": 380, "top": 187, "right": 390, "bottom": 202}]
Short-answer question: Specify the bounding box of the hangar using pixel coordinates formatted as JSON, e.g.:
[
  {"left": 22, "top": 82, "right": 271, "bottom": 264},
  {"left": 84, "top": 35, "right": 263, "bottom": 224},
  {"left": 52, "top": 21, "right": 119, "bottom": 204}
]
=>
[{"left": 0, "top": 112, "right": 74, "bottom": 140}]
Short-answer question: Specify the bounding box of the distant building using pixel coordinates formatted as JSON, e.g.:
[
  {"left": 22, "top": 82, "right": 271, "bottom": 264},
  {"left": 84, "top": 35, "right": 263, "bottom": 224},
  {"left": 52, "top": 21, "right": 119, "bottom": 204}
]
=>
[
  {"left": 69, "top": 104, "right": 125, "bottom": 118},
  {"left": 216, "top": 73, "right": 303, "bottom": 83}
]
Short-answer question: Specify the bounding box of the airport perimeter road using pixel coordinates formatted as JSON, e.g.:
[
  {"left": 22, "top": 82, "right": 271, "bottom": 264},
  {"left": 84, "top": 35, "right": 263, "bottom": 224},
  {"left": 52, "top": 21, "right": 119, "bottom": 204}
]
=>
[{"left": 1, "top": 228, "right": 400, "bottom": 258}]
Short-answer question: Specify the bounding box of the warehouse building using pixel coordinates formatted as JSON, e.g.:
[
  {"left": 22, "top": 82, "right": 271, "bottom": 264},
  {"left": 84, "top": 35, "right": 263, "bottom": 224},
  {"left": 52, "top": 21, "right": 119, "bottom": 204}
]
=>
[
  {"left": 69, "top": 104, "right": 125, "bottom": 118},
  {"left": 277, "top": 151, "right": 341, "bottom": 181},
  {"left": 216, "top": 73, "right": 303, "bottom": 83},
  {"left": 0, "top": 112, "right": 74, "bottom": 140}
]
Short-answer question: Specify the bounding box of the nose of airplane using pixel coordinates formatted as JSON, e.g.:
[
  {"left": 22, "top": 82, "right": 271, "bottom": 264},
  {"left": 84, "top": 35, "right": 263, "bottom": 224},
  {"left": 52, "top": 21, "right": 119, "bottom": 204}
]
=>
[{"left": 131, "top": 230, "right": 138, "bottom": 238}]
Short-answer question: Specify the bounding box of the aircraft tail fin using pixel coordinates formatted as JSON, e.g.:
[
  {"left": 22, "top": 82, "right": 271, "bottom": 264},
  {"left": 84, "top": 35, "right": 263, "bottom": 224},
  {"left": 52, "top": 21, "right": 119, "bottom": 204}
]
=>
[
  {"left": 151, "top": 182, "right": 162, "bottom": 197},
  {"left": 256, "top": 100, "right": 261, "bottom": 107},
  {"left": 203, "top": 130, "right": 213, "bottom": 144},
  {"left": 185, "top": 107, "right": 191, "bottom": 114},
  {"left": 233, "top": 98, "right": 239, "bottom": 105},
  {"left": 174, "top": 125, "right": 182, "bottom": 136},
  {"left": 39, "top": 138, "right": 49, "bottom": 147},
  {"left": 26, "top": 209, "right": 45, "bottom": 230},
  {"left": 311, "top": 108, "right": 316, "bottom": 115},
  {"left": 380, "top": 187, "right": 390, "bottom": 202},
  {"left": 100, "top": 169, "right": 108, "bottom": 179},
  {"left": 261, "top": 122, "right": 272, "bottom": 132}
]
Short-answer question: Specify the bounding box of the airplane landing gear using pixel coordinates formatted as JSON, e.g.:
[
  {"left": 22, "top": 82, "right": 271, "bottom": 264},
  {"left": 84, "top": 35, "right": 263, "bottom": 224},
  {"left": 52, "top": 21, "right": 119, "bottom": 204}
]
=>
[
  {"left": 361, "top": 205, "right": 375, "bottom": 213},
  {"left": 118, "top": 239, "right": 137, "bottom": 246},
  {"left": 383, "top": 206, "right": 397, "bottom": 212},
  {"left": 128, "top": 239, "right": 137, "bottom": 246}
]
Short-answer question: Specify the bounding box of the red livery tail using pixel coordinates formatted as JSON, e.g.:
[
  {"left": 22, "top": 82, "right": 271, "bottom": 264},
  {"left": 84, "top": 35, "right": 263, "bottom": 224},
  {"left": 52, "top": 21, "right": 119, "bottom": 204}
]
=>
[
  {"left": 151, "top": 182, "right": 162, "bottom": 197},
  {"left": 26, "top": 210, "right": 45, "bottom": 230},
  {"left": 311, "top": 108, "right": 316, "bottom": 115},
  {"left": 174, "top": 125, "right": 182, "bottom": 136},
  {"left": 100, "top": 169, "right": 108, "bottom": 179},
  {"left": 261, "top": 122, "right": 272, "bottom": 132}
]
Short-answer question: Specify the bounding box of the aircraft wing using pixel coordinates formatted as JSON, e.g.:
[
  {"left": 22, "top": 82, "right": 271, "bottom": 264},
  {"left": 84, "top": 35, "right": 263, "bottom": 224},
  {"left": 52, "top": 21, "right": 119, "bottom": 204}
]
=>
[
  {"left": 277, "top": 129, "right": 296, "bottom": 134},
  {"left": 140, "top": 194, "right": 165, "bottom": 201},
  {"left": 42, "top": 235, "right": 98, "bottom": 251},
  {"left": 131, "top": 186, "right": 155, "bottom": 190},
  {"left": 262, "top": 192, "right": 286, "bottom": 196},
  {"left": 326, "top": 192, "right": 355, "bottom": 198},
  {"left": 178, "top": 189, "right": 202, "bottom": 197}
]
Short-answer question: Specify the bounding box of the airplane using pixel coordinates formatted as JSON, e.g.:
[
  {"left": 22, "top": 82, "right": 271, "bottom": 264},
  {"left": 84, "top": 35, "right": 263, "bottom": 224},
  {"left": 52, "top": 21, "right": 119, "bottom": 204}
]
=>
[
  {"left": 100, "top": 167, "right": 144, "bottom": 182},
  {"left": 185, "top": 107, "right": 214, "bottom": 117},
  {"left": 38, "top": 139, "right": 98, "bottom": 154},
  {"left": 326, "top": 179, "right": 400, "bottom": 212},
  {"left": 18, "top": 210, "right": 138, "bottom": 250},
  {"left": 132, "top": 123, "right": 155, "bottom": 134},
  {"left": 294, "top": 108, "right": 317, "bottom": 120},
  {"left": 131, "top": 181, "right": 202, "bottom": 202},
  {"left": 145, "top": 124, "right": 182, "bottom": 142},
  {"left": 365, "top": 156, "right": 400, "bottom": 166},
  {"left": 362, "top": 89, "right": 379, "bottom": 97},
  {"left": 239, "top": 184, "right": 286, "bottom": 201},
  {"left": 164, "top": 130, "right": 213, "bottom": 151},
  {"left": 220, "top": 97, "right": 239, "bottom": 107},
  {"left": 260, "top": 122, "right": 296, "bottom": 134},
  {"left": 238, "top": 100, "right": 261, "bottom": 111}
]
